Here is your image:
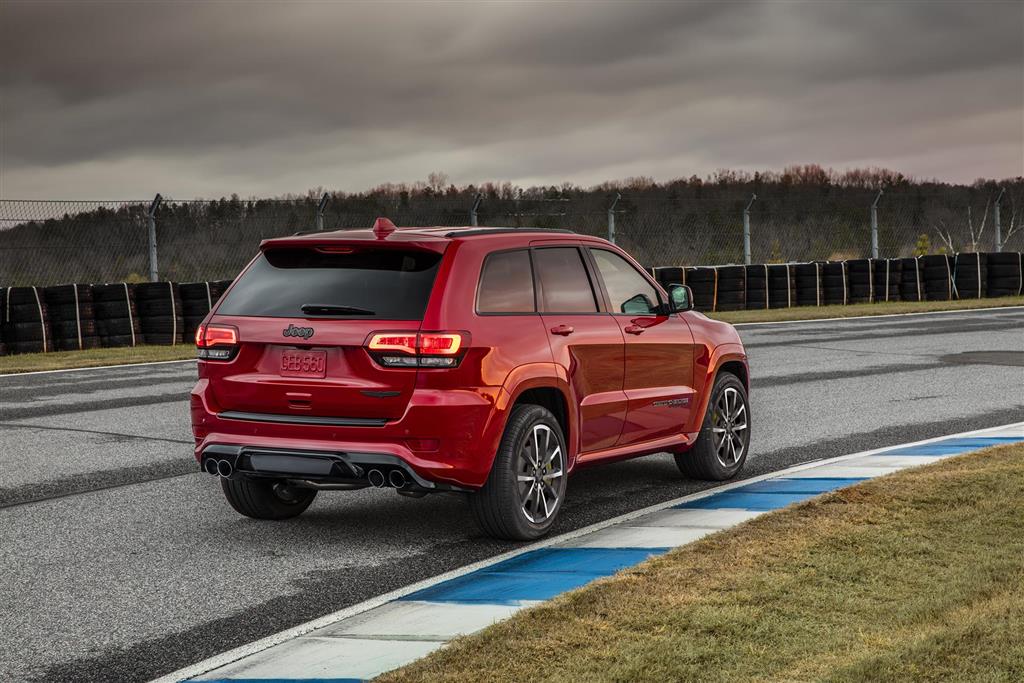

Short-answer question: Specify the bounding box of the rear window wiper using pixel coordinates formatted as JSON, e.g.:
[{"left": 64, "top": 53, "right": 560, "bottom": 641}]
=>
[{"left": 300, "top": 304, "right": 375, "bottom": 316}]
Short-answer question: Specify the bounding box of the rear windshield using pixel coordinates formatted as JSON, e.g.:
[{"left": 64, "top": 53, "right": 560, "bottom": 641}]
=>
[{"left": 216, "top": 247, "right": 442, "bottom": 319}]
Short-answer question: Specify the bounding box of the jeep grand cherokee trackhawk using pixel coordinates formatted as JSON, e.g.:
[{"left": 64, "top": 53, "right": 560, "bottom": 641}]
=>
[{"left": 191, "top": 218, "right": 750, "bottom": 540}]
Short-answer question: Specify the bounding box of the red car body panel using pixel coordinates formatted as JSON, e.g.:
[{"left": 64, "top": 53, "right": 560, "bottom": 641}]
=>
[{"left": 190, "top": 227, "right": 748, "bottom": 489}]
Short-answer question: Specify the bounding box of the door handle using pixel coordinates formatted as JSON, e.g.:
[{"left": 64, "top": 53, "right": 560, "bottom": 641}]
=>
[
  {"left": 624, "top": 324, "right": 645, "bottom": 335},
  {"left": 550, "top": 324, "right": 575, "bottom": 336}
]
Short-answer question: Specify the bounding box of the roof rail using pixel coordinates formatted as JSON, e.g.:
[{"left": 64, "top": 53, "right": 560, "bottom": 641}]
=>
[{"left": 444, "top": 227, "right": 576, "bottom": 238}]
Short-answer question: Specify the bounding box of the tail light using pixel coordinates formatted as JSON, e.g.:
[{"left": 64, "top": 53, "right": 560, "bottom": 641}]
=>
[
  {"left": 195, "top": 323, "right": 239, "bottom": 361},
  {"left": 367, "top": 331, "right": 468, "bottom": 368}
]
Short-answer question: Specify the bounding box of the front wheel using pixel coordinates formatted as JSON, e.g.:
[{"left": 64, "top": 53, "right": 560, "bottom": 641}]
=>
[
  {"left": 469, "top": 404, "right": 568, "bottom": 540},
  {"left": 221, "top": 477, "right": 318, "bottom": 520},
  {"left": 675, "top": 372, "right": 750, "bottom": 480}
]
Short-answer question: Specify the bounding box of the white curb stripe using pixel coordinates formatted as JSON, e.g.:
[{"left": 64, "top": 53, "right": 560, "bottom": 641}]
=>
[{"left": 155, "top": 421, "right": 1024, "bottom": 683}]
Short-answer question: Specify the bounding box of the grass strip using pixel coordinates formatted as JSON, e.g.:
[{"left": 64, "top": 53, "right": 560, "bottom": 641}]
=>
[
  {"left": 381, "top": 443, "right": 1024, "bottom": 683},
  {"left": 0, "top": 344, "right": 195, "bottom": 374}
]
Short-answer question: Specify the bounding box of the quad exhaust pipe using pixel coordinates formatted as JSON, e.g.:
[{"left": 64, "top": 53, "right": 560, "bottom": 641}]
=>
[
  {"left": 369, "top": 468, "right": 408, "bottom": 489},
  {"left": 204, "top": 458, "right": 412, "bottom": 490},
  {"left": 204, "top": 458, "right": 234, "bottom": 478}
]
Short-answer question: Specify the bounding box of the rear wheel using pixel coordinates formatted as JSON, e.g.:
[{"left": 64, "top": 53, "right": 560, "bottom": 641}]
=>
[
  {"left": 675, "top": 372, "right": 750, "bottom": 480},
  {"left": 221, "top": 477, "right": 317, "bottom": 520},
  {"left": 469, "top": 404, "right": 567, "bottom": 540}
]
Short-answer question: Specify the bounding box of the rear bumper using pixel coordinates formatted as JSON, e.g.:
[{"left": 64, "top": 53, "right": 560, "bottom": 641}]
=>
[{"left": 190, "top": 379, "right": 509, "bottom": 489}]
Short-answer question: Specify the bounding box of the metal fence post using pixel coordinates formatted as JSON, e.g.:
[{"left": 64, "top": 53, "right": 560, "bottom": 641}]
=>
[
  {"left": 743, "top": 194, "right": 756, "bottom": 265},
  {"left": 870, "top": 189, "right": 883, "bottom": 259},
  {"left": 147, "top": 194, "right": 162, "bottom": 282},
  {"left": 607, "top": 193, "right": 621, "bottom": 244},
  {"left": 470, "top": 193, "right": 482, "bottom": 227},
  {"left": 994, "top": 187, "right": 1005, "bottom": 252},
  {"left": 316, "top": 192, "right": 329, "bottom": 231}
]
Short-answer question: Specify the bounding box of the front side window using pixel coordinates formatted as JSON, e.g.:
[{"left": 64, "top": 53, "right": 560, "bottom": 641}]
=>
[
  {"left": 591, "top": 249, "right": 661, "bottom": 315},
  {"left": 533, "top": 247, "right": 599, "bottom": 313},
  {"left": 477, "top": 249, "right": 535, "bottom": 313}
]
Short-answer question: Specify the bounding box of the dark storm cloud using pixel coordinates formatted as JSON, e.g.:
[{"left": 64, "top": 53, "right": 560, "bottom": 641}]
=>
[{"left": 0, "top": 0, "right": 1021, "bottom": 198}]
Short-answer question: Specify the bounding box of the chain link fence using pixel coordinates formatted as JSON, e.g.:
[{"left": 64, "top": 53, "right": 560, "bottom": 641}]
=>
[{"left": 2, "top": 191, "right": 1021, "bottom": 287}]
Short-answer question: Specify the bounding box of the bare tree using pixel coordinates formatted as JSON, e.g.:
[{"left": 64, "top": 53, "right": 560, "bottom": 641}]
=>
[
  {"left": 933, "top": 196, "right": 992, "bottom": 253},
  {"left": 1003, "top": 192, "right": 1023, "bottom": 247}
]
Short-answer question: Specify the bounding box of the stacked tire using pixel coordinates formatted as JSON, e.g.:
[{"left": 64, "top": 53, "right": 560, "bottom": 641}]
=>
[
  {"left": 43, "top": 284, "right": 100, "bottom": 351},
  {"left": 744, "top": 265, "right": 769, "bottom": 310},
  {"left": 92, "top": 283, "right": 143, "bottom": 348},
  {"left": 0, "top": 288, "right": 7, "bottom": 356},
  {"left": 821, "top": 262, "right": 848, "bottom": 305},
  {"left": 181, "top": 282, "right": 219, "bottom": 342},
  {"left": 846, "top": 259, "right": 873, "bottom": 304},
  {"left": 985, "top": 251, "right": 1023, "bottom": 297},
  {"left": 684, "top": 267, "right": 718, "bottom": 312},
  {"left": 767, "top": 264, "right": 794, "bottom": 308},
  {"left": 715, "top": 266, "right": 746, "bottom": 312},
  {"left": 899, "top": 257, "right": 924, "bottom": 302},
  {"left": 953, "top": 253, "right": 987, "bottom": 299},
  {"left": 652, "top": 267, "right": 686, "bottom": 291},
  {"left": 871, "top": 258, "right": 902, "bottom": 302},
  {"left": 3, "top": 286, "right": 51, "bottom": 354},
  {"left": 132, "top": 282, "right": 184, "bottom": 345},
  {"left": 920, "top": 254, "right": 955, "bottom": 301},
  {"left": 794, "top": 263, "right": 821, "bottom": 307}
]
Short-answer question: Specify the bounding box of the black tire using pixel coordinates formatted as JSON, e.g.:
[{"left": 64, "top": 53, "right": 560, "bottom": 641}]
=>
[
  {"left": 221, "top": 477, "right": 317, "bottom": 520},
  {"left": 469, "top": 403, "right": 568, "bottom": 541},
  {"left": 675, "top": 372, "right": 749, "bottom": 481}
]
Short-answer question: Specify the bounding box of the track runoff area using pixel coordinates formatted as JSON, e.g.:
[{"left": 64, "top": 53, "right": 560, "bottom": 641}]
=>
[
  {"left": 157, "top": 422, "right": 1024, "bottom": 682},
  {"left": 4, "top": 305, "right": 1022, "bottom": 681}
]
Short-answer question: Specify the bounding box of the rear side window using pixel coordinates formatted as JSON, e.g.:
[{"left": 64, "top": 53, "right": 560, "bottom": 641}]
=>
[
  {"left": 533, "top": 247, "right": 599, "bottom": 313},
  {"left": 477, "top": 250, "right": 536, "bottom": 313},
  {"left": 217, "top": 247, "right": 442, "bottom": 319}
]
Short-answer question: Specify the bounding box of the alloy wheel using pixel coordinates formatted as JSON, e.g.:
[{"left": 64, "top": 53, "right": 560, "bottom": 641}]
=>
[
  {"left": 711, "top": 386, "right": 748, "bottom": 467},
  {"left": 515, "top": 423, "right": 564, "bottom": 524}
]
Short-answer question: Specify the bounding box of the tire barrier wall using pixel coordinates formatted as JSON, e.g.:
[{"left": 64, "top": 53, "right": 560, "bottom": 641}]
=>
[
  {"left": 43, "top": 284, "right": 100, "bottom": 351},
  {"left": 872, "top": 258, "right": 902, "bottom": 302},
  {"left": 986, "top": 252, "right": 1023, "bottom": 298},
  {"left": 646, "top": 252, "right": 1021, "bottom": 319},
  {"left": 0, "top": 280, "right": 232, "bottom": 356},
  {"left": 0, "top": 252, "right": 1019, "bottom": 357},
  {"left": 132, "top": 281, "right": 184, "bottom": 346},
  {"left": 2, "top": 286, "right": 51, "bottom": 354}
]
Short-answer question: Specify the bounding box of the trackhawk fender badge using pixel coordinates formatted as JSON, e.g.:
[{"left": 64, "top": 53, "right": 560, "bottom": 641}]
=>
[
  {"left": 283, "top": 324, "right": 315, "bottom": 339},
  {"left": 653, "top": 397, "right": 691, "bottom": 408}
]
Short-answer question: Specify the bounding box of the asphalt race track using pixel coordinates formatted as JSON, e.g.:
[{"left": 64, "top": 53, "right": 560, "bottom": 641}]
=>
[{"left": 2, "top": 307, "right": 1022, "bottom": 682}]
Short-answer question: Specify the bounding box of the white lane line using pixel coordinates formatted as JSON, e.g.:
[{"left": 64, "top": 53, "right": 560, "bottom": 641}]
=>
[
  {"left": 732, "top": 304, "right": 1024, "bottom": 327},
  {"left": 0, "top": 358, "right": 196, "bottom": 378},
  {"left": 152, "top": 420, "right": 1024, "bottom": 683}
]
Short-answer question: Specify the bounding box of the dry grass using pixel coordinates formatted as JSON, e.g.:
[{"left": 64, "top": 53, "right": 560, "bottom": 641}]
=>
[
  {"left": 711, "top": 295, "right": 1024, "bottom": 324},
  {"left": 0, "top": 344, "right": 194, "bottom": 374},
  {"left": 380, "top": 444, "right": 1024, "bottom": 682}
]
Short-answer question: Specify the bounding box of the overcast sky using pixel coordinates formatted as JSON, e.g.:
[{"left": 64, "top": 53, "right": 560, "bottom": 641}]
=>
[{"left": 1, "top": 0, "right": 1021, "bottom": 200}]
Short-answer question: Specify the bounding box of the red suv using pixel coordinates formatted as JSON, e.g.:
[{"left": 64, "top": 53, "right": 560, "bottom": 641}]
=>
[{"left": 191, "top": 219, "right": 750, "bottom": 540}]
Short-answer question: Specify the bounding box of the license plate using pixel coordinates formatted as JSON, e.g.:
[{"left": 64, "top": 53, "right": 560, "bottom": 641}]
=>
[{"left": 280, "top": 349, "right": 327, "bottom": 378}]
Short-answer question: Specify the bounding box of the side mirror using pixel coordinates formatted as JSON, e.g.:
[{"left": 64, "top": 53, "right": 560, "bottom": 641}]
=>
[{"left": 667, "top": 284, "right": 693, "bottom": 313}]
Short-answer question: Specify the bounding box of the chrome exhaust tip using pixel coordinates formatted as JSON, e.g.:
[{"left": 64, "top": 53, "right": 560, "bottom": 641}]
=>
[
  {"left": 203, "top": 459, "right": 219, "bottom": 476},
  {"left": 388, "top": 469, "right": 407, "bottom": 489},
  {"left": 216, "top": 459, "right": 233, "bottom": 478},
  {"left": 368, "top": 469, "right": 386, "bottom": 488}
]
